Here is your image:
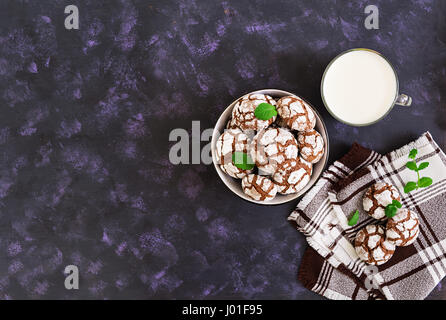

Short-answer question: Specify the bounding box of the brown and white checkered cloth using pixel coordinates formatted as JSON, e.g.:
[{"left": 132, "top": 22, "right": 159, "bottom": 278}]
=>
[{"left": 289, "top": 132, "right": 446, "bottom": 300}]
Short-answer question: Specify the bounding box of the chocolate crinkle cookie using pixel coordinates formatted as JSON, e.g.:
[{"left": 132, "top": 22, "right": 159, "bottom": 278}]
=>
[
  {"left": 363, "top": 182, "right": 401, "bottom": 220},
  {"left": 226, "top": 117, "right": 238, "bottom": 130},
  {"left": 297, "top": 129, "right": 325, "bottom": 164},
  {"left": 386, "top": 209, "right": 420, "bottom": 247},
  {"left": 215, "top": 129, "right": 252, "bottom": 179},
  {"left": 355, "top": 224, "right": 395, "bottom": 266},
  {"left": 273, "top": 157, "right": 312, "bottom": 195},
  {"left": 250, "top": 128, "right": 299, "bottom": 175},
  {"left": 242, "top": 174, "right": 278, "bottom": 201},
  {"left": 231, "top": 93, "right": 277, "bottom": 132},
  {"left": 276, "top": 96, "right": 316, "bottom": 132}
]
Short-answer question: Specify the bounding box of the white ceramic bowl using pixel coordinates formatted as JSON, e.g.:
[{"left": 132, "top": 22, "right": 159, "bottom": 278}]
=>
[{"left": 211, "top": 89, "right": 329, "bottom": 205}]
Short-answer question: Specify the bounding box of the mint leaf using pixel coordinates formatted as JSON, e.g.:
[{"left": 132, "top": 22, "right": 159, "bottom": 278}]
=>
[
  {"left": 348, "top": 210, "right": 360, "bottom": 226},
  {"left": 385, "top": 205, "right": 398, "bottom": 218},
  {"left": 418, "top": 177, "right": 433, "bottom": 188},
  {"left": 404, "top": 181, "right": 418, "bottom": 193},
  {"left": 392, "top": 200, "right": 402, "bottom": 209},
  {"left": 418, "top": 162, "right": 429, "bottom": 171},
  {"left": 254, "top": 103, "right": 277, "bottom": 121},
  {"left": 232, "top": 152, "right": 255, "bottom": 171},
  {"left": 404, "top": 149, "right": 433, "bottom": 193},
  {"left": 409, "top": 149, "right": 418, "bottom": 159},
  {"left": 406, "top": 161, "right": 418, "bottom": 171}
]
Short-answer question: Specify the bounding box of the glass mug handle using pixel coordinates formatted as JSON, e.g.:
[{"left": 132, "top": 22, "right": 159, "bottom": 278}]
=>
[{"left": 395, "top": 94, "right": 412, "bottom": 107}]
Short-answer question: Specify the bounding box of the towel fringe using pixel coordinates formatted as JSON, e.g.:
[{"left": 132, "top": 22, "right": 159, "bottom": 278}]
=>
[{"left": 381, "top": 132, "right": 430, "bottom": 164}]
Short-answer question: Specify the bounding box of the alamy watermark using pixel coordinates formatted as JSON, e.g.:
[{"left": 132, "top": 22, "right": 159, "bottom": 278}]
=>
[
  {"left": 60, "top": 4, "right": 376, "bottom": 37},
  {"left": 169, "top": 121, "right": 214, "bottom": 165},
  {"left": 169, "top": 121, "right": 257, "bottom": 167},
  {"left": 364, "top": 5, "right": 379, "bottom": 30},
  {"left": 364, "top": 265, "right": 380, "bottom": 291},
  {"left": 64, "top": 5, "right": 79, "bottom": 30},
  {"left": 64, "top": 265, "right": 79, "bottom": 290}
]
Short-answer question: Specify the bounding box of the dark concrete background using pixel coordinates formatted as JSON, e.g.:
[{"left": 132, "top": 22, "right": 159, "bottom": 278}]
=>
[{"left": 0, "top": 0, "right": 445, "bottom": 299}]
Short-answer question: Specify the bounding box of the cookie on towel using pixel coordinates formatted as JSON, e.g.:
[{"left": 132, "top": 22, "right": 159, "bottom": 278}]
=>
[
  {"left": 242, "top": 174, "right": 277, "bottom": 201},
  {"left": 363, "top": 182, "right": 401, "bottom": 220},
  {"left": 276, "top": 96, "right": 316, "bottom": 132},
  {"left": 386, "top": 209, "right": 420, "bottom": 247},
  {"left": 355, "top": 224, "right": 395, "bottom": 266},
  {"left": 215, "top": 129, "right": 253, "bottom": 179},
  {"left": 231, "top": 93, "right": 277, "bottom": 133},
  {"left": 297, "top": 129, "right": 325, "bottom": 164}
]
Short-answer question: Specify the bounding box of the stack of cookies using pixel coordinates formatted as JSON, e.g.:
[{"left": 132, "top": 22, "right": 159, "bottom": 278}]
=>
[{"left": 355, "top": 182, "right": 420, "bottom": 265}]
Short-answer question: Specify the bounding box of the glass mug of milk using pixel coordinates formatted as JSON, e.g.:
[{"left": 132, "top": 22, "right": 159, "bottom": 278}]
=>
[{"left": 321, "top": 48, "right": 412, "bottom": 126}]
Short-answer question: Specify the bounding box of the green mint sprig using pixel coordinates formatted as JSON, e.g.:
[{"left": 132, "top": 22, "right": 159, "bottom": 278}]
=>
[
  {"left": 404, "top": 148, "right": 433, "bottom": 193},
  {"left": 385, "top": 200, "right": 402, "bottom": 218},
  {"left": 348, "top": 210, "right": 360, "bottom": 226},
  {"left": 254, "top": 103, "right": 277, "bottom": 120},
  {"left": 232, "top": 152, "right": 255, "bottom": 171}
]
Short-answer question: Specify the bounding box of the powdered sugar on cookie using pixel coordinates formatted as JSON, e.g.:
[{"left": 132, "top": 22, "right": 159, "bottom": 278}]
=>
[
  {"left": 242, "top": 174, "right": 278, "bottom": 201},
  {"left": 363, "top": 182, "right": 401, "bottom": 220},
  {"left": 273, "top": 158, "right": 312, "bottom": 195},
  {"left": 231, "top": 94, "right": 277, "bottom": 132},
  {"left": 277, "top": 96, "right": 316, "bottom": 132},
  {"left": 355, "top": 225, "right": 395, "bottom": 265},
  {"left": 216, "top": 129, "right": 253, "bottom": 179},
  {"left": 297, "top": 129, "right": 325, "bottom": 163},
  {"left": 386, "top": 209, "right": 420, "bottom": 246},
  {"left": 250, "top": 128, "right": 299, "bottom": 175}
]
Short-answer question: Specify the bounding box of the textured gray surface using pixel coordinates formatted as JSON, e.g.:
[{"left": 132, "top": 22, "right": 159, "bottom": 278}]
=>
[{"left": 0, "top": 0, "right": 445, "bottom": 299}]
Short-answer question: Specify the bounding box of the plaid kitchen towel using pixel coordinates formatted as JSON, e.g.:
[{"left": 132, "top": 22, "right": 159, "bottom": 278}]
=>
[
  {"left": 289, "top": 142, "right": 382, "bottom": 299},
  {"left": 289, "top": 132, "right": 446, "bottom": 300}
]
